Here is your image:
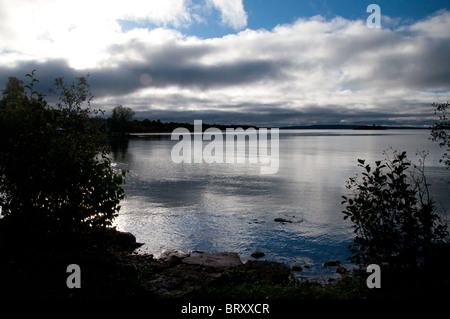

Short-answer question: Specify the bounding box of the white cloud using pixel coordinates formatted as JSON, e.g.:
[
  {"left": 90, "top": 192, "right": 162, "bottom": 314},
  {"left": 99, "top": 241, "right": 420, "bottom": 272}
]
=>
[
  {"left": 0, "top": 0, "right": 249, "bottom": 67},
  {"left": 88, "top": 11, "right": 448, "bottom": 124},
  {"left": 0, "top": 0, "right": 192, "bottom": 68},
  {"left": 206, "top": 0, "right": 247, "bottom": 30},
  {"left": 0, "top": 2, "right": 449, "bottom": 126},
  {"left": 404, "top": 9, "right": 450, "bottom": 38}
]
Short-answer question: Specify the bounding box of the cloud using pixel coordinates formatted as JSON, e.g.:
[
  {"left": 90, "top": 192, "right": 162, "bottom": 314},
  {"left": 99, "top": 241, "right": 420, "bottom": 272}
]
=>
[
  {"left": 0, "top": 5, "right": 449, "bottom": 126},
  {"left": 206, "top": 0, "right": 248, "bottom": 30}
]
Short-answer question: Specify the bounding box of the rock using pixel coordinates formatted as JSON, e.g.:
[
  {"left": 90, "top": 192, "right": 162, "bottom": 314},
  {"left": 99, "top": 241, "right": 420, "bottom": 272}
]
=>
[
  {"left": 182, "top": 252, "right": 243, "bottom": 268},
  {"left": 291, "top": 264, "right": 303, "bottom": 271},
  {"left": 165, "top": 255, "right": 183, "bottom": 267},
  {"left": 160, "top": 249, "right": 190, "bottom": 260},
  {"left": 322, "top": 260, "right": 341, "bottom": 267},
  {"left": 115, "top": 231, "right": 135, "bottom": 245},
  {"left": 251, "top": 251, "right": 265, "bottom": 259},
  {"left": 274, "top": 218, "right": 292, "bottom": 223},
  {"left": 236, "top": 260, "right": 291, "bottom": 284},
  {"left": 115, "top": 231, "right": 144, "bottom": 252}
]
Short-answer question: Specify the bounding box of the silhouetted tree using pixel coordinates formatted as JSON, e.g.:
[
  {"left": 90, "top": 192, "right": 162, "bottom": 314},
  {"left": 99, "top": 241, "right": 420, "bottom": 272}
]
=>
[
  {"left": 108, "top": 105, "right": 135, "bottom": 135},
  {"left": 342, "top": 150, "right": 448, "bottom": 268},
  {"left": 0, "top": 71, "right": 126, "bottom": 237},
  {"left": 0, "top": 77, "right": 27, "bottom": 109},
  {"left": 430, "top": 100, "right": 449, "bottom": 168}
]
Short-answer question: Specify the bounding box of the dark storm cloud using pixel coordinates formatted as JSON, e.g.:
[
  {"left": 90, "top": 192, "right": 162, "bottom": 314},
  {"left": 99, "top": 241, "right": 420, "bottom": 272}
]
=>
[
  {"left": 146, "top": 59, "right": 284, "bottom": 88},
  {"left": 0, "top": 59, "right": 79, "bottom": 93},
  {"left": 0, "top": 58, "right": 282, "bottom": 99},
  {"left": 79, "top": 37, "right": 286, "bottom": 94},
  {"left": 0, "top": 55, "right": 439, "bottom": 127},
  {"left": 0, "top": 42, "right": 287, "bottom": 100},
  {"left": 343, "top": 37, "right": 450, "bottom": 90}
]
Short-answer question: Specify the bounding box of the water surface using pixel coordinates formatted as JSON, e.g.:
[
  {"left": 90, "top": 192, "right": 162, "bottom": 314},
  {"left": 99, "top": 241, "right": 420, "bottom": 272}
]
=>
[{"left": 112, "top": 129, "right": 449, "bottom": 277}]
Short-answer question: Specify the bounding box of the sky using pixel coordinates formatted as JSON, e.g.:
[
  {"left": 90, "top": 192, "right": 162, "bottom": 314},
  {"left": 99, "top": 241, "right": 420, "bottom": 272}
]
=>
[{"left": 0, "top": 0, "right": 449, "bottom": 126}]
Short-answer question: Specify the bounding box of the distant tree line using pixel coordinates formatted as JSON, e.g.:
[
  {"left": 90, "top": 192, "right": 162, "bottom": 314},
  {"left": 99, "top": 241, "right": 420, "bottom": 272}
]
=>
[
  {"left": 127, "top": 119, "right": 257, "bottom": 133},
  {"left": 106, "top": 105, "right": 257, "bottom": 134}
]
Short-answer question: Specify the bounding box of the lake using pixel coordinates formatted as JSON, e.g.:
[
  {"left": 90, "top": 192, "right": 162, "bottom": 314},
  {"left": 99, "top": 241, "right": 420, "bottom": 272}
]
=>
[{"left": 112, "top": 129, "right": 449, "bottom": 278}]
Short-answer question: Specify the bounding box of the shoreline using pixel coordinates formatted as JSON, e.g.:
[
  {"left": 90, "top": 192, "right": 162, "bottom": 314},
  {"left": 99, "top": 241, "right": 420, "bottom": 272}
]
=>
[
  {"left": 135, "top": 246, "right": 349, "bottom": 285},
  {"left": 1, "top": 227, "right": 449, "bottom": 300}
]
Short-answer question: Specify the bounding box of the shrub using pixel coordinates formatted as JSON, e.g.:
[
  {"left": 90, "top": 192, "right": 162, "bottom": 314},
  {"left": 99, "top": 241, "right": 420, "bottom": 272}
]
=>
[
  {"left": 342, "top": 150, "right": 448, "bottom": 268},
  {"left": 0, "top": 71, "right": 126, "bottom": 236},
  {"left": 430, "top": 100, "right": 449, "bottom": 168}
]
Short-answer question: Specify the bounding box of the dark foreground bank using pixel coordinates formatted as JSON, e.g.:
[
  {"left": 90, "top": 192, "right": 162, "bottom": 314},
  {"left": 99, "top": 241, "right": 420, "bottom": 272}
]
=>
[{"left": 1, "top": 216, "right": 449, "bottom": 302}]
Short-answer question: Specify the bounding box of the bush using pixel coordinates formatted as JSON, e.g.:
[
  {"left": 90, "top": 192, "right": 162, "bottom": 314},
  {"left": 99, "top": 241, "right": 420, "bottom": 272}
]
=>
[
  {"left": 0, "top": 71, "right": 126, "bottom": 237},
  {"left": 341, "top": 150, "right": 448, "bottom": 268},
  {"left": 430, "top": 100, "right": 449, "bottom": 168}
]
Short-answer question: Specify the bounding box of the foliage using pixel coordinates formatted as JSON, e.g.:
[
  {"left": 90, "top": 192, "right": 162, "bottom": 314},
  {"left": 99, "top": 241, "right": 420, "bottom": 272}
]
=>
[
  {"left": 107, "top": 105, "right": 135, "bottom": 135},
  {"left": 0, "top": 70, "right": 126, "bottom": 236},
  {"left": 341, "top": 150, "right": 448, "bottom": 268},
  {"left": 430, "top": 100, "right": 449, "bottom": 167},
  {"left": 0, "top": 76, "right": 27, "bottom": 109}
]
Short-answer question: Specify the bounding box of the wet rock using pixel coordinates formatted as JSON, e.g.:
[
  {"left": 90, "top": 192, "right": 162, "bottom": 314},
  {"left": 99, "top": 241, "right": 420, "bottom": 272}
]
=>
[
  {"left": 249, "top": 219, "right": 265, "bottom": 224},
  {"left": 165, "top": 255, "right": 184, "bottom": 267},
  {"left": 274, "top": 218, "right": 292, "bottom": 223},
  {"left": 251, "top": 251, "right": 265, "bottom": 259},
  {"left": 160, "top": 249, "right": 190, "bottom": 260},
  {"left": 182, "top": 252, "right": 242, "bottom": 268},
  {"left": 115, "top": 231, "right": 144, "bottom": 252},
  {"left": 322, "top": 260, "right": 341, "bottom": 267},
  {"left": 291, "top": 265, "right": 303, "bottom": 271}
]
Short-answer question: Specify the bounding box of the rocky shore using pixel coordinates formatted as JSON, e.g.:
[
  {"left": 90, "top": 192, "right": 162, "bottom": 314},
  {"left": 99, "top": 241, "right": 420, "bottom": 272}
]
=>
[
  {"left": 0, "top": 228, "right": 308, "bottom": 299},
  {"left": 2, "top": 227, "right": 449, "bottom": 300},
  {"left": 109, "top": 232, "right": 362, "bottom": 299},
  {"left": 122, "top": 250, "right": 294, "bottom": 297}
]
